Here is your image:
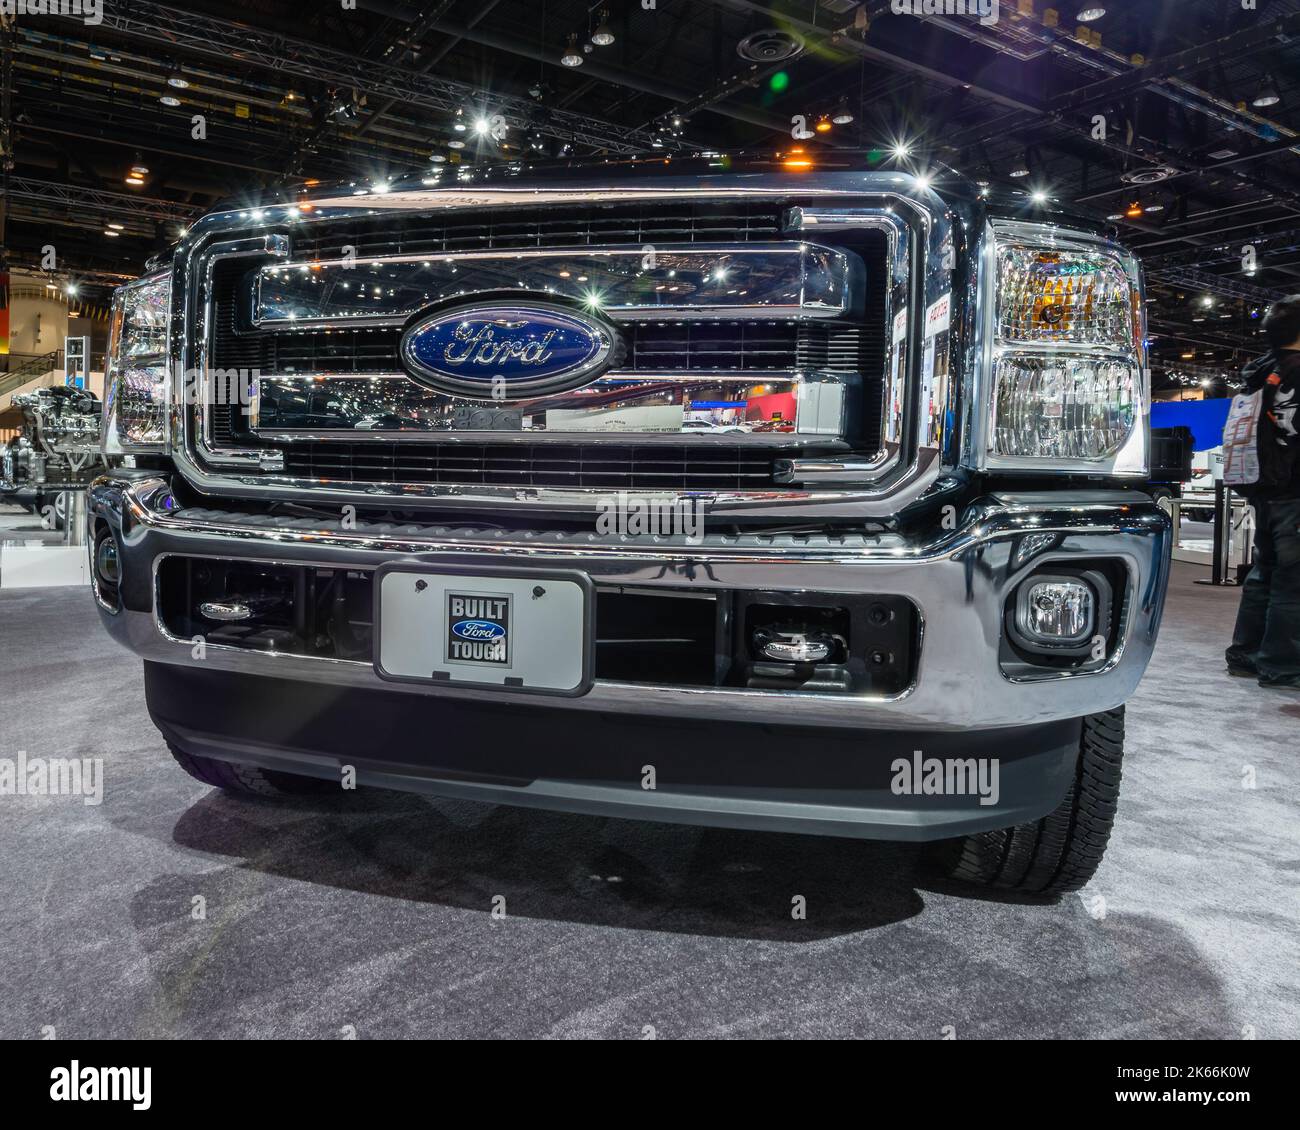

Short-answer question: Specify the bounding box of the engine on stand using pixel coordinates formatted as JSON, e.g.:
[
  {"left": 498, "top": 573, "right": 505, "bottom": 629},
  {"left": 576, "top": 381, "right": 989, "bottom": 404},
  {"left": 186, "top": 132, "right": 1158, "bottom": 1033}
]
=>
[{"left": 2, "top": 386, "right": 115, "bottom": 541}]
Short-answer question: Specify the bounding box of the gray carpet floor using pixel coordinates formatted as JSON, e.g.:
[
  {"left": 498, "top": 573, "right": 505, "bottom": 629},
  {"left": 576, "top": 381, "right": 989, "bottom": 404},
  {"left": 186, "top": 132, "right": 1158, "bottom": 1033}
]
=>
[{"left": 0, "top": 562, "right": 1296, "bottom": 1040}]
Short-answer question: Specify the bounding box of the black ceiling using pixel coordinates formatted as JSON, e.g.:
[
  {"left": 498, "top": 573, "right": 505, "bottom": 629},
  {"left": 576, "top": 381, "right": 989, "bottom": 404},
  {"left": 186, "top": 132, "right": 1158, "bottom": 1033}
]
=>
[{"left": 3, "top": 0, "right": 1300, "bottom": 389}]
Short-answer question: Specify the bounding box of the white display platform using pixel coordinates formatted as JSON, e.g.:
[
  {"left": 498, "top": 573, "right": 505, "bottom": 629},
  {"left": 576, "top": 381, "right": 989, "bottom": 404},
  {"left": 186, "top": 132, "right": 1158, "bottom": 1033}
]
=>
[{"left": 0, "top": 545, "right": 90, "bottom": 589}]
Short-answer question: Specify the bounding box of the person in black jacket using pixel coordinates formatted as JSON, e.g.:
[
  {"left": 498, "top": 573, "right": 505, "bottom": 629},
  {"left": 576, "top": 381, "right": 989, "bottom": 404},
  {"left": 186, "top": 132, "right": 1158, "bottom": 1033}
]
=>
[{"left": 1225, "top": 295, "right": 1300, "bottom": 688}]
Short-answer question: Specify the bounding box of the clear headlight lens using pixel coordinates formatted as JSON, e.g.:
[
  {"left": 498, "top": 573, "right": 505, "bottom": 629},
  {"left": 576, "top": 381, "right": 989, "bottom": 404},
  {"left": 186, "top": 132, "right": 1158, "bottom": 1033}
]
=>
[
  {"left": 106, "top": 271, "right": 172, "bottom": 448},
  {"left": 981, "top": 221, "right": 1147, "bottom": 474},
  {"left": 992, "top": 355, "right": 1138, "bottom": 460}
]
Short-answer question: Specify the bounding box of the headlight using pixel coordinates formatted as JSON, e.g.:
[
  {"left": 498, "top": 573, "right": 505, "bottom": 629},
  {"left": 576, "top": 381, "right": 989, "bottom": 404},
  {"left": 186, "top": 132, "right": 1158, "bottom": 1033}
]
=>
[
  {"left": 977, "top": 220, "right": 1147, "bottom": 475},
  {"left": 105, "top": 271, "right": 172, "bottom": 450},
  {"left": 992, "top": 355, "right": 1138, "bottom": 460}
]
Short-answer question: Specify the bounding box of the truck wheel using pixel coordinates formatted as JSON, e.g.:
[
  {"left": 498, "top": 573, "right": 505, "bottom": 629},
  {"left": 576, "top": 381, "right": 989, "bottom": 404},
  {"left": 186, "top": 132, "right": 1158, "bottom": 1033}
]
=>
[
  {"left": 939, "top": 708, "right": 1124, "bottom": 899},
  {"left": 167, "top": 743, "right": 337, "bottom": 797}
]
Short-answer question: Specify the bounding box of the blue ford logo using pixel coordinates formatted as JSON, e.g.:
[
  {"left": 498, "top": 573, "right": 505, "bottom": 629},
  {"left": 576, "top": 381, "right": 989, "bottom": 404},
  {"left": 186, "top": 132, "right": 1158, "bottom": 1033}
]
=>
[
  {"left": 399, "top": 300, "right": 621, "bottom": 399},
  {"left": 451, "top": 619, "right": 507, "bottom": 642}
]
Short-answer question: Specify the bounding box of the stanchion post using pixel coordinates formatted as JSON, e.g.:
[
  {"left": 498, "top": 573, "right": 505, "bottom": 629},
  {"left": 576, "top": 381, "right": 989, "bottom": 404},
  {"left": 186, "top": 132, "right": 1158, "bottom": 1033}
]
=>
[{"left": 1196, "top": 481, "right": 1239, "bottom": 587}]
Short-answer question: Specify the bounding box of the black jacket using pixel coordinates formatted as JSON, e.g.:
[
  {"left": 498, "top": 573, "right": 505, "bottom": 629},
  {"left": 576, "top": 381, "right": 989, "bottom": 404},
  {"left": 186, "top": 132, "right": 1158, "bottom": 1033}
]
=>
[{"left": 1239, "top": 349, "right": 1300, "bottom": 499}]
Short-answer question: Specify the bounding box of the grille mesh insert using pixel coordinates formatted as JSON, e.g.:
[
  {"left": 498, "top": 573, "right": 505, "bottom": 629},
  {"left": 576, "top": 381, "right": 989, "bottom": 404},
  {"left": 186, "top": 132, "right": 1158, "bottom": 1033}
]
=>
[
  {"left": 281, "top": 442, "right": 777, "bottom": 492},
  {"left": 290, "top": 201, "right": 786, "bottom": 261}
]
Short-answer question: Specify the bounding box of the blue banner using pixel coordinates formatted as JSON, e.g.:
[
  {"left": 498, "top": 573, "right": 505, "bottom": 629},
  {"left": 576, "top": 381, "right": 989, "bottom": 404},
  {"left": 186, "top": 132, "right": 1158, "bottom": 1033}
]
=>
[{"left": 1151, "top": 398, "right": 1232, "bottom": 452}]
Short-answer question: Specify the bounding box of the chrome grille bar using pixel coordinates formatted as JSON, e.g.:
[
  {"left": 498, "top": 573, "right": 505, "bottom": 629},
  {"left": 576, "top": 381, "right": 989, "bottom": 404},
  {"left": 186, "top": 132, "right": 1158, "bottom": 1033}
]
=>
[{"left": 251, "top": 242, "right": 858, "bottom": 328}]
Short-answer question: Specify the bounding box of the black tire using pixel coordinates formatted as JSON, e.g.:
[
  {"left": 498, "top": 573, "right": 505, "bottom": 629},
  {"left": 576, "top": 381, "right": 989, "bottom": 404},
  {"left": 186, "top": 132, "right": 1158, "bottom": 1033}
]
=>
[
  {"left": 167, "top": 743, "right": 338, "bottom": 797},
  {"left": 939, "top": 708, "right": 1125, "bottom": 899}
]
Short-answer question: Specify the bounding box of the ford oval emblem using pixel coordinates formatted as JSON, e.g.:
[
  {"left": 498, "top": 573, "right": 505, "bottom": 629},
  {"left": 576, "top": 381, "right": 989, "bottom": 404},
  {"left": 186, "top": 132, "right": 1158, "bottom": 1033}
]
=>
[
  {"left": 399, "top": 300, "right": 622, "bottom": 399},
  {"left": 451, "top": 619, "right": 507, "bottom": 642}
]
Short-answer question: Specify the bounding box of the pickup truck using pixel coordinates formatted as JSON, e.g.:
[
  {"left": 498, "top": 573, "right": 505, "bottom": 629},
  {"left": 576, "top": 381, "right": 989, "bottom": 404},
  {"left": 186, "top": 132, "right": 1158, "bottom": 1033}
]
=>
[{"left": 88, "top": 156, "right": 1170, "bottom": 899}]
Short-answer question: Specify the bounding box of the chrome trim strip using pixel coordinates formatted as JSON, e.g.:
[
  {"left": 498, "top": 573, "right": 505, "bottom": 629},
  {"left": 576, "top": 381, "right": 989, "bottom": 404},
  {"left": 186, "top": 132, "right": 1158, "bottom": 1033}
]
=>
[
  {"left": 250, "top": 242, "right": 857, "bottom": 328},
  {"left": 250, "top": 369, "right": 852, "bottom": 440},
  {"left": 785, "top": 206, "right": 911, "bottom": 479},
  {"left": 191, "top": 234, "right": 291, "bottom": 470}
]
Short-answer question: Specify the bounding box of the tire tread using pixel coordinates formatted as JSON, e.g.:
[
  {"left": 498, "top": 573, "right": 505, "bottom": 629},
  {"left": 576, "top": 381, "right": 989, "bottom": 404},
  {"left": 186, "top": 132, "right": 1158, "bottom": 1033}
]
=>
[{"left": 943, "top": 708, "right": 1125, "bottom": 899}]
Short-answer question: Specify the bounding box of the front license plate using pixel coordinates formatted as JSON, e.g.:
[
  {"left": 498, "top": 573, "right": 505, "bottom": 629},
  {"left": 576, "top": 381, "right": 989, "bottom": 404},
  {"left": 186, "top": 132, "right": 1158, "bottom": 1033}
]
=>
[{"left": 374, "top": 565, "right": 593, "bottom": 696}]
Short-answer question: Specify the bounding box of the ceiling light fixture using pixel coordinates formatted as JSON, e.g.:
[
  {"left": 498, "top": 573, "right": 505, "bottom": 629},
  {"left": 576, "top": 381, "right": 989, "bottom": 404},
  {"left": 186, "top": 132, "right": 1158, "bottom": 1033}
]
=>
[
  {"left": 1009, "top": 151, "right": 1030, "bottom": 177},
  {"left": 561, "top": 33, "right": 584, "bottom": 67},
  {"left": 167, "top": 70, "right": 190, "bottom": 89},
  {"left": 1124, "top": 201, "right": 1143, "bottom": 218},
  {"left": 831, "top": 98, "right": 854, "bottom": 125},
  {"left": 814, "top": 114, "right": 832, "bottom": 133},
  {"left": 1076, "top": 5, "right": 1106, "bottom": 21},
  {"left": 591, "top": 10, "right": 614, "bottom": 47},
  {"left": 159, "top": 94, "right": 180, "bottom": 107},
  {"left": 1252, "top": 74, "right": 1281, "bottom": 109}
]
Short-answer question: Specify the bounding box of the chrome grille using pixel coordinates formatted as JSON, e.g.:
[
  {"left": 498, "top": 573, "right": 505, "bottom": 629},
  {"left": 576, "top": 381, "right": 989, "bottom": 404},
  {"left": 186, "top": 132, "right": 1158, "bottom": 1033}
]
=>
[{"left": 198, "top": 197, "right": 893, "bottom": 496}]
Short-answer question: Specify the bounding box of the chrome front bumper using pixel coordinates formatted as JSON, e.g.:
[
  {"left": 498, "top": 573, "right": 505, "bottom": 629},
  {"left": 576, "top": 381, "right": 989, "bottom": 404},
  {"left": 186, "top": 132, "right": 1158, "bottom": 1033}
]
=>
[{"left": 89, "top": 473, "right": 1171, "bottom": 733}]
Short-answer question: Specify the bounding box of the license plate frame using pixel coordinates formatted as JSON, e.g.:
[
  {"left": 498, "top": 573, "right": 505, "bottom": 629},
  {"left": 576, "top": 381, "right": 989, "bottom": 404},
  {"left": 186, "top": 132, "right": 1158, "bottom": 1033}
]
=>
[{"left": 373, "top": 563, "right": 595, "bottom": 697}]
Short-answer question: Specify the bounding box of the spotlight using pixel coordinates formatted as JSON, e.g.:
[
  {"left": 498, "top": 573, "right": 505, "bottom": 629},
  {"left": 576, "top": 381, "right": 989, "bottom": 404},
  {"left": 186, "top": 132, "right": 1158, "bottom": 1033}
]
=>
[
  {"left": 561, "top": 33, "right": 584, "bottom": 67},
  {"left": 448, "top": 138, "right": 466, "bottom": 150},
  {"left": 1252, "top": 75, "right": 1281, "bottom": 109},
  {"left": 107, "top": 222, "right": 124, "bottom": 230},
  {"left": 1076, "top": 5, "right": 1106, "bottom": 21},
  {"left": 831, "top": 98, "right": 854, "bottom": 125},
  {"left": 892, "top": 141, "right": 912, "bottom": 159},
  {"left": 1031, "top": 189, "right": 1048, "bottom": 204},
  {"left": 159, "top": 94, "right": 181, "bottom": 107},
  {"left": 166, "top": 70, "right": 190, "bottom": 89},
  {"left": 1009, "top": 152, "right": 1030, "bottom": 178},
  {"left": 453, "top": 109, "right": 467, "bottom": 132},
  {"left": 591, "top": 10, "right": 614, "bottom": 47},
  {"left": 473, "top": 117, "right": 491, "bottom": 136},
  {"left": 814, "top": 115, "right": 832, "bottom": 133},
  {"left": 65, "top": 284, "right": 79, "bottom": 296},
  {"left": 1124, "top": 201, "right": 1143, "bottom": 218},
  {"left": 104, "top": 228, "right": 121, "bottom": 236}
]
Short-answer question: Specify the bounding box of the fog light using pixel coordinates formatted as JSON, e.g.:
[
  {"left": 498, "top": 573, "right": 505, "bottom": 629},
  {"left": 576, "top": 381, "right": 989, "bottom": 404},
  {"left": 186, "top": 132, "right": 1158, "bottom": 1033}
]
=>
[
  {"left": 753, "top": 627, "right": 840, "bottom": 663},
  {"left": 1017, "top": 577, "right": 1094, "bottom": 645},
  {"left": 94, "top": 535, "right": 120, "bottom": 587}
]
